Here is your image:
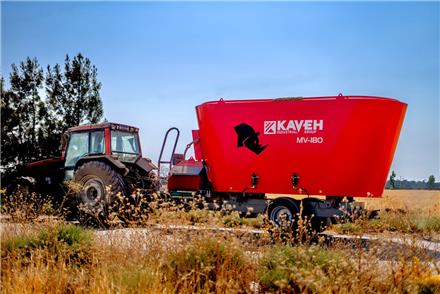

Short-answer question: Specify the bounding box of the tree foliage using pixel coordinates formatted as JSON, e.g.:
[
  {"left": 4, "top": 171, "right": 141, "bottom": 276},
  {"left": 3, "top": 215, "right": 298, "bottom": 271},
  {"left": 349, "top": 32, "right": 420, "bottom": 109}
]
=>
[
  {"left": 47, "top": 54, "right": 103, "bottom": 131},
  {"left": 427, "top": 175, "right": 436, "bottom": 189},
  {"left": 389, "top": 170, "right": 396, "bottom": 189},
  {"left": 1, "top": 57, "right": 44, "bottom": 166},
  {"left": 1, "top": 77, "right": 20, "bottom": 168},
  {"left": 386, "top": 177, "right": 440, "bottom": 190},
  {"left": 1, "top": 54, "right": 104, "bottom": 171}
]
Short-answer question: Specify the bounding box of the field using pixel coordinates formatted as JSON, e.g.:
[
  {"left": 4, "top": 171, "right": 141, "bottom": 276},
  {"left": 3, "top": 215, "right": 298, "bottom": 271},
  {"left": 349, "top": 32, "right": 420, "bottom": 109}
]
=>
[
  {"left": 268, "top": 190, "right": 440, "bottom": 211},
  {"left": 361, "top": 189, "right": 440, "bottom": 212},
  {"left": 1, "top": 189, "right": 440, "bottom": 293}
]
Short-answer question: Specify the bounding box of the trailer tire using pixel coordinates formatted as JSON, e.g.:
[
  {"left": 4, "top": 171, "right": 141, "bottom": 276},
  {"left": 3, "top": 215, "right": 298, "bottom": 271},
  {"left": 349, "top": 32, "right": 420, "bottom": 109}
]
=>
[
  {"left": 74, "top": 161, "right": 126, "bottom": 214},
  {"left": 267, "top": 198, "right": 300, "bottom": 228}
]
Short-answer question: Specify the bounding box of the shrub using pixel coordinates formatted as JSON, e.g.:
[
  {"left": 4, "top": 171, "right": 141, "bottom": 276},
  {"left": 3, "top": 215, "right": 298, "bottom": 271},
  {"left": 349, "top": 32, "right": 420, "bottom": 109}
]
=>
[
  {"left": 258, "top": 245, "right": 353, "bottom": 292},
  {"left": 333, "top": 210, "right": 440, "bottom": 235},
  {"left": 0, "top": 190, "right": 55, "bottom": 222},
  {"left": 160, "top": 236, "right": 255, "bottom": 293},
  {"left": 2, "top": 224, "right": 93, "bottom": 266}
]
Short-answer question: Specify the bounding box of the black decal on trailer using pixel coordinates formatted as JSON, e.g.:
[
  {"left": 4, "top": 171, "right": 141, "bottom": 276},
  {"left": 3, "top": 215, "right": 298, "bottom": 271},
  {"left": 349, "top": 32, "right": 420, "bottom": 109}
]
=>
[{"left": 234, "top": 123, "right": 268, "bottom": 155}]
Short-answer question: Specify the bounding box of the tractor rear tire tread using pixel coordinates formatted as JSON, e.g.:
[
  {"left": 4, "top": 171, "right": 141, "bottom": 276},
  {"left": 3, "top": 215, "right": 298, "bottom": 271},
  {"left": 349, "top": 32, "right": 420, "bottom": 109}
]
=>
[{"left": 75, "top": 161, "right": 126, "bottom": 203}]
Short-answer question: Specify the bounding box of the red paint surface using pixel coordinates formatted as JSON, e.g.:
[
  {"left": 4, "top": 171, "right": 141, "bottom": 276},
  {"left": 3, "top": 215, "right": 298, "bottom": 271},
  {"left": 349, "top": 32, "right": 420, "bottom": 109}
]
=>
[
  {"left": 167, "top": 174, "right": 201, "bottom": 191},
  {"left": 194, "top": 95, "right": 407, "bottom": 198},
  {"left": 104, "top": 128, "right": 112, "bottom": 156},
  {"left": 167, "top": 159, "right": 203, "bottom": 191},
  {"left": 192, "top": 130, "right": 203, "bottom": 160},
  {"left": 26, "top": 157, "right": 63, "bottom": 169}
]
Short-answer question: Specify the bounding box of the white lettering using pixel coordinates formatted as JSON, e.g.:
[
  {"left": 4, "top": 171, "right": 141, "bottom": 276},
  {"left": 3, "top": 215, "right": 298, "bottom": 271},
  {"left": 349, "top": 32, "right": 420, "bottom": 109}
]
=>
[
  {"left": 294, "top": 120, "right": 304, "bottom": 131},
  {"left": 303, "top": 120, "right": 312, "bottom": 131},
  {"left": 264, "top": 119, "right": 325, "bottom": 135},
  {"left": 297, "top": 137, "right": 324, "bottom": 144},
  {"left": 286, "top": 120, "right": 296, "bottom": 131},
  {"left": 277, "top": 120, "right": 286, "bottom": 131},
  {"left": 314, "top": 120, "right": 323, "bottom": 131}
]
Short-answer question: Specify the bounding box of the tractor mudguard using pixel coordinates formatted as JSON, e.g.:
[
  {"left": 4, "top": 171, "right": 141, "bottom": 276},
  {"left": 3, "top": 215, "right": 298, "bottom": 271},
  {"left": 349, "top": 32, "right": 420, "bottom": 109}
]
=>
[
  {"left": 135, "top": 157, "right": 157, "bottom": 173},
  {"left": 75, "top": 155, "right": 129, "bottom": 176}
]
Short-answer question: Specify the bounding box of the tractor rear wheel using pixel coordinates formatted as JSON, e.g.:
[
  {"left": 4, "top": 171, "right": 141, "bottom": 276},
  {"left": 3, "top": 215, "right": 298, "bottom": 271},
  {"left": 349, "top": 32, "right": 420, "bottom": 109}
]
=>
[{"left": 74, "top": 161, "right": 126, "bottom": 216}]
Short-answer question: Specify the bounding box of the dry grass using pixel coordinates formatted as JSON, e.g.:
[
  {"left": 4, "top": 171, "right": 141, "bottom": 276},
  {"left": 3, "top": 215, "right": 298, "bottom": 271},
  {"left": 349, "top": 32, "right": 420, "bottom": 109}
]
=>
[
  {"left": 360, "top": 189, "right": 440, "bottom": 212},
  {"left": 332, "top": 190, "right": 440, "bottom": 240},
  {"left": 268, "top": 190, "right": 440, "bottom": 212},
  {"left": 2, "top": 223, "right": 439, "bottom": 294},
  {"left": 1, "top": 224, "right": 258, "bottom": 293},
  {"left": 1, "top": 189, "right": 440, "bottom": 293}
]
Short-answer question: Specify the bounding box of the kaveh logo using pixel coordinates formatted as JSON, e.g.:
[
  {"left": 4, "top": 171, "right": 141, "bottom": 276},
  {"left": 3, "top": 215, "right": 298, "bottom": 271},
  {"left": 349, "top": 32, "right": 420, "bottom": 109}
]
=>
[
  {"left": 234, "top": 123, "right": 268, "bottom": 155},
  {"left": 263, "top": 120, "right": 324, "bottom": 135},
  {"left": 264, "top": 121, "right": 276, "bottom": 134}
]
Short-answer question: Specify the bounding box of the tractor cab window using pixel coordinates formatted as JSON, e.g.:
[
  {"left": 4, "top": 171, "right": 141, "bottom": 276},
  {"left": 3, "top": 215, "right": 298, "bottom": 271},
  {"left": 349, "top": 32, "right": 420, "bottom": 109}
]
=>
[
  {"left": 65, "top": 131, "right": 105, "bottom": 168},
  {"left": 90, "top": 131, "right": 105, "bottom": 154},
  {"left": 111, "top": 131, "right": 139, "bottom": 154},
  {"left": 65, "top": 132, "right": 89, "bottom": 168}
]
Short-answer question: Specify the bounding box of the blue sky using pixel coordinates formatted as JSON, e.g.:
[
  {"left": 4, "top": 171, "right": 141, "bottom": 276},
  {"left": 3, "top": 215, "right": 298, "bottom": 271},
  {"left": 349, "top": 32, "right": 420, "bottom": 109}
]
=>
[{"left": 2, "top": 2, "right": 439, "bottom": 180}]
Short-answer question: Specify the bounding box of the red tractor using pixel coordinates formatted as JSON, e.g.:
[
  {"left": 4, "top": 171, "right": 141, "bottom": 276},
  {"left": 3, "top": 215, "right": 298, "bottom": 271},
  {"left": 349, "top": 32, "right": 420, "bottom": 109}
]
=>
[{"left": 17, "top": 122, "right": 157, "bottom": 212}]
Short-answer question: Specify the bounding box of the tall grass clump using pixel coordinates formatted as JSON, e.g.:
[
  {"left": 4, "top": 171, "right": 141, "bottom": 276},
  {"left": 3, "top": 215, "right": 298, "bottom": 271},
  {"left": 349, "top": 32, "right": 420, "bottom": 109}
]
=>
[
  {"left": 2, "top": 224, "right": 93, "bottom": 265},
  {"left": 258, "top": 245, "right": 353, "bottom": 292},
  {"left": 333, "top": 208, "right": 440, "bottom": 237},
  {"left": 160, "top": 236, "right": 256, "bottom": 293},
  {"left": 1, "top": 189, "right": 55, "bottom": 222},
  {"left": 257, "top": 244, "right": 439, "bottom": 293},
  {"left": 1, "top": 224, "right": 95, "bottom": 293}
]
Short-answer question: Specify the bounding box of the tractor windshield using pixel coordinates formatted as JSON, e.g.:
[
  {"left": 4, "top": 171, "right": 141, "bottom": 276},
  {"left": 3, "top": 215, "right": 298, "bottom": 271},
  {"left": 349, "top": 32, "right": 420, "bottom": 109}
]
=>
[{"left": 111, "top": 131, "right": 139, "bottom": 155}]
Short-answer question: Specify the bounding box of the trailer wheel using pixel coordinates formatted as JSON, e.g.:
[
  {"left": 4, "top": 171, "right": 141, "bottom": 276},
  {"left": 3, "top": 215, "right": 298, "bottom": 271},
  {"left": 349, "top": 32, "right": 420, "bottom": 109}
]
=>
[
  {"left": 267, "top": 198, "right": 299, "bottom": 228},
  {"left": 74, "top": 161, "right": 126, "bottom": 213}
]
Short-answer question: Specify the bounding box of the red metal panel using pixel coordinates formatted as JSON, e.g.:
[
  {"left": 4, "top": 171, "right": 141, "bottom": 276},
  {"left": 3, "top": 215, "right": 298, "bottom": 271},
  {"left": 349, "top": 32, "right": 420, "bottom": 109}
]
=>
[
  {"left": 167, "top": 159, "right": 203, "bottom": 191},
  {"left": 192, "top": 130, "right": 203, "bottom": 161},
  {"left": 104, "top": 128, "right": 111, "bottom": 156},
  {"left": 195, "top": 95, "right": 407, "bottom": 198},
  {"left": 168, "top": 175, "right": 201, "bottom": 191},
  {"left": 25, "top": 157, "right": 63, "bottom": 169}
]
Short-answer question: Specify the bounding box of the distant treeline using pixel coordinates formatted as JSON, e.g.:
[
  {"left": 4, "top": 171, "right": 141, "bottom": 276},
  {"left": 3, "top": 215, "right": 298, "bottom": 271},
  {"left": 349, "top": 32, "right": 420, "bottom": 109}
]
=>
[{"left": 385, "top": 179, "right": 440, "bottom": 190}]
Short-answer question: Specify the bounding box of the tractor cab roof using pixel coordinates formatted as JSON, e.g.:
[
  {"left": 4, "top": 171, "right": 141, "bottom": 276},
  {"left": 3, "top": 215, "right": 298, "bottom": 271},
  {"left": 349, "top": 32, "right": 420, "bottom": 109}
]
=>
[{"left": 67, "top": 122, "right": 139, "bottom": 134}]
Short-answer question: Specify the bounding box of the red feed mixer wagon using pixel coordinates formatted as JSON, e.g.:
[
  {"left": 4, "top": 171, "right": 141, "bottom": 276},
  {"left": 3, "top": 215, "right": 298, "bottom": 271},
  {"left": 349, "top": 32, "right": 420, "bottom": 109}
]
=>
[{"left": 161, "top": 94, "right": 407, "bottom": 225}]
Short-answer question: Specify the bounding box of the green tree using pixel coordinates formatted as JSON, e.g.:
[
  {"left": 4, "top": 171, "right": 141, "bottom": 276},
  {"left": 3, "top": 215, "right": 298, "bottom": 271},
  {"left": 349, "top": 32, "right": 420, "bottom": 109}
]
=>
[
  {"left": 44, "top": 63, "right": 67, "bottom": 157},
  {"left": 1, "top": 53, "right": 104, "bottom": 171},
  {"left": 47, "top": 53, "right": 103, "bottom": 131},
  {"left": 7, "top": 58, "right": 45, "bottom": 163},
  {"left": 44, "top": 53, "right": 103, "bottom": 157},
  {"left": 427, "top": 175, "right": 436, "bottom": 189},
  {"left": 389, "top": 170, "right": 396, "bottom": 189},
  {"left": 1, "top": 77, "right": 20, "bottom": 168}
]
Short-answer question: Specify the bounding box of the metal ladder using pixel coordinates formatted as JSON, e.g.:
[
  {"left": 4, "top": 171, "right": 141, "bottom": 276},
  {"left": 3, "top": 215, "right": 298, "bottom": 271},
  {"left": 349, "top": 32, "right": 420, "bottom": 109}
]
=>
[{"left": 158, "top": 127, "right": 180, "bottom": 179}]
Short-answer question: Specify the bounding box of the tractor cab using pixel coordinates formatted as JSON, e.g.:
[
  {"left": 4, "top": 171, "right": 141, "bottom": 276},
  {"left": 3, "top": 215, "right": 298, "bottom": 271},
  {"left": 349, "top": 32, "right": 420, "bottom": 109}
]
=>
[{"left": 63, "top": 123, "right": 143, "bottom": 180}]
